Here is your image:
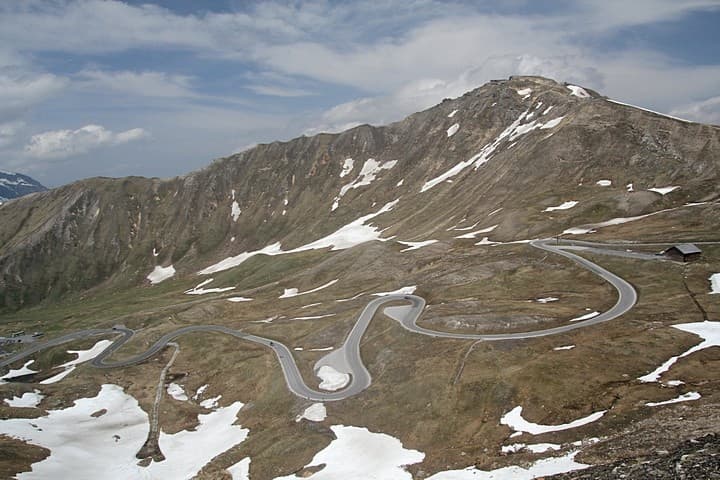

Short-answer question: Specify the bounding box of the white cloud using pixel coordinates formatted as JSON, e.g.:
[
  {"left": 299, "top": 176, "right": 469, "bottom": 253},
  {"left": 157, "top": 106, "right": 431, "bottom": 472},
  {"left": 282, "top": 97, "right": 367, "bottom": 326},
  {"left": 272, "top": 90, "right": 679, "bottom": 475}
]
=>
[
  {"left": 670, "top": 96, "right": 720, "bottom": 126},
  {"left": 77, "top": 69, "right": 195, "bottom": 98},
  {"left": 0, "top": 68, "right": 68, "bottom": 121},
  {"left": 246, "top": 84, "right": 314, "bottom": 97},
  {"left": 0, "top": 121, "right": 25, "bottom": 148},
  {"left": 25, "top": 124, "right": 149, "bottom": 159}
]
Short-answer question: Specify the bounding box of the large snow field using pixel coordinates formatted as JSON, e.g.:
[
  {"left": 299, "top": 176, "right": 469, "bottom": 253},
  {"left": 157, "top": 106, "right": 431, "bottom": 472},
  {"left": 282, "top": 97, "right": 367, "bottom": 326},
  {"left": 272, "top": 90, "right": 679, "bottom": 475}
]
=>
[
  {"left": 200, "top": 199, "right": 399, "bottom": 274},
  {"left": 426, "top": 451, "right": 589, "bottom": 479},
  {"left": 274, "top": 425, "right": 424, "bottom": 480},
  {"left": 501, "top": 406, "right": 605, "bottom": 435},
  {"left": 639, "top": 321, "right": 720, "bottom": 382},
  {"left": 0, "top": 384, "right": 250, "bottom": 480}
]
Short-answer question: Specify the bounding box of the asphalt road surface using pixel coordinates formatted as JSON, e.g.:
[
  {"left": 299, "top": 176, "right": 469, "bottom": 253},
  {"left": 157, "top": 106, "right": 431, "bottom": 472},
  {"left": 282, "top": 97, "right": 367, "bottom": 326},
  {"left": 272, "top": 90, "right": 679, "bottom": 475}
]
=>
[{"left": 1, "top": 238, "right": 646, "bottom": 400}]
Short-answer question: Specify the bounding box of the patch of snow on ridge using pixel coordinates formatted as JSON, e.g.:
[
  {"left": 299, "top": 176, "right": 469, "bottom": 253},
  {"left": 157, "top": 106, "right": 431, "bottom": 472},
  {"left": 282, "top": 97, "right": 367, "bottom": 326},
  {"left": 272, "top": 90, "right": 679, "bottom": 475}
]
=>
[
  {"left": 199, "top": 199, "right": 400, "bottom": 274},
  {"left": 516, "top": 88, "right": 532, "bottom": 97},
  {"left": 502, "top": 442, "right": 562, "bottom": 454},
  {"left": 607, "top": 99, "right": 693, "bottom": 123},
  {"left": 4, "top": 390, "right": 44, "bottom": 408},
  {"left": 501, "top": 406, "right": 606, "bottom": 435},
  {"left": 332, "top": 158, "right": 397, "bottom": 210},
  {"left": 543, "top": 201, "right": 578, "bottom": 212},
  {"left": 228, "top": 296, "right": 253, "bottom": 302},
  {"left": 373, "top": 286, "right": 417, "bottom": 296},
  {"left": 567, "top": 85, "right": 590, "bottom": 98},
  {"left": 447, "top": 123, "right": 460, "bottom": 137},
  {"left": 279, "top": 279, "right": 338, "bottom": 298},
  {"left": 296, "top": 403, "right": 327, "bottom": 422},
  {"left": 596, "top": 180, "right": 612, "bottom": 186},
  {"left": 231, "top": 200, "right": 241, "bottom": 222},
  {"left": 340, "top": 158, "right": 354, "bottom": 178},
  {"left": 448, "top": 109, "right": 458, "bottom": 118},
  {"left": 648, "top": 186, "right": 679, "bottom": 195},
  {"left": 200, "top": 395, "right": 222, "bottom": 409},
  {"left": 274, "top": 425, "right": 424, "bottom": 480},
  {"left": 536, "top": 297, "right": 559, "bottom": 303},
  {"left": 639, "top": 321, "right": 720, "bottom": 382},
  {"left": 316, "top": 365, "right": 350, "bottom": 391},
  {"left": 554, "top": 345, "right": 576, "bottom": 351},
  {"left": 426, "top": 451, "right": 589, "bottom": 479},
  {"left": 710, "top": 274, "right": 720, "bottom": 294},
  {"left": 147, "top": 264, "right": 175, "bottom": 284},
  {"left": 646, "top": 392, "right": 700, "bottom": 407},
  {"left": 227, "top": 458, "right": 251, "bottom": 480},
  {"left": 398, "top": 240, "right": 438, "bottom": 252}
]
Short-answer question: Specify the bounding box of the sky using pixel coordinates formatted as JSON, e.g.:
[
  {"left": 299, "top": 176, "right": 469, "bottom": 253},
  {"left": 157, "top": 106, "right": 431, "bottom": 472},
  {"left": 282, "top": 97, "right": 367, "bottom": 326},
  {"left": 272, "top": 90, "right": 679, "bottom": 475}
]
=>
[{"left": 1, "top": 0, "right": 719, "bottom": 187}]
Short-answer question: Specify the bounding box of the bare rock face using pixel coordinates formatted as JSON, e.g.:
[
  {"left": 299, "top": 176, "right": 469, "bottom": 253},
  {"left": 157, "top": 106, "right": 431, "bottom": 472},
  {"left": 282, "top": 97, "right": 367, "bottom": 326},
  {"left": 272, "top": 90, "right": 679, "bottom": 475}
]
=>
[{"left": 1, "top": 76, "right": 719, "bottom": 310}]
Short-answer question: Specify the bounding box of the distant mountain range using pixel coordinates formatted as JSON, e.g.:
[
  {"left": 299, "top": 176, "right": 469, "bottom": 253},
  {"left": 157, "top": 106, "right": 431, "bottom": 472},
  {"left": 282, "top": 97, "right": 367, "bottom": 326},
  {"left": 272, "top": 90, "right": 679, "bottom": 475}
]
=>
[{"left": 0, "top": 170, "right": 46, "bottom": 203}]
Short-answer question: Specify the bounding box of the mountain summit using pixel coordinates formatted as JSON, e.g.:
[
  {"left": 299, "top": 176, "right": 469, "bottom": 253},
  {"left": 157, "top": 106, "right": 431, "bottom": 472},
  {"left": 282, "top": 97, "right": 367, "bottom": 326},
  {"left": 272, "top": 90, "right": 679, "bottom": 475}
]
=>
[{"left": 0, "top": 170, "right": 46, "bottom": 203}]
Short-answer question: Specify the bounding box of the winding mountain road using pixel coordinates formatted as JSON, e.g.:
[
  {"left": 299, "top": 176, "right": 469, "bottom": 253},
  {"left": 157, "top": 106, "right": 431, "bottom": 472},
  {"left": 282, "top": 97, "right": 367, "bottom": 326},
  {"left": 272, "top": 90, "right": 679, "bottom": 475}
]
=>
[{"left": 1, "top": 238, "right": 646, "bottom": 401}]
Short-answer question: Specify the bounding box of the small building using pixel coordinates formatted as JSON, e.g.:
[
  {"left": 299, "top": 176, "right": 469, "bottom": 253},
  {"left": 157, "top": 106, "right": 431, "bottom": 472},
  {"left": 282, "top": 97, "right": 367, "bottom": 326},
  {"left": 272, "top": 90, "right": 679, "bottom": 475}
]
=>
[{"left": 663, "top": 243, "right": 702, "bottom": 262}]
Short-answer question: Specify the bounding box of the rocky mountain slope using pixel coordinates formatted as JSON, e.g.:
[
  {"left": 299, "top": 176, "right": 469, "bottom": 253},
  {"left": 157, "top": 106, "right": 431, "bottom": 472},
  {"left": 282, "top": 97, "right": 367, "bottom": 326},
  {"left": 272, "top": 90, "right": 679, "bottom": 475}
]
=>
[
  {"left": 1, "top": 76, "right": 718, "bottom": 310},
  {"left": 0, "top": 76, "right": 719, "bottom": 479},
  {"left": 0, "top": 170, "right": 46, "bottom": 204}
]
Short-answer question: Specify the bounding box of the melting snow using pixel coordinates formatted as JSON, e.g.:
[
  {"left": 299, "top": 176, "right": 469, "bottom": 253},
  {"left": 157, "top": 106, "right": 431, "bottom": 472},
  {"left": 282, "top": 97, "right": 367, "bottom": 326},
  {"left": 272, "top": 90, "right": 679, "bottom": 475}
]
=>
[
  {"left": 227, "top": 458, "right": 251, "bottom": 480},
  {"left": 185, "top": 278, "right": 235, "bottom": 295},
  {"left": 426, "top": 451, "right": 589, "bottom": 479},
  {"left": 167, "top": 383, "right": 188, "bottom": 401},
  {"left": 296, "top": 403, "right": 327, "bottom": 422},
  {"left": 317, "top": 365, "right": 350, "bottom": 391},
  {"left": 200, "top": 200, "right": 399, "bottom": 275},
  {"left": 448, "top": 109, "right": 458, "bottom": 118},
  {"left": 646, "top": 392, "right": 700, "bottom": 407},
  {"left": 231, "top": 201, "right": 241, "bottom": 222},
  {"left": 455, "top": 224, "right": 498, "bottom": 239},
  {"left": 447, "top": 123, "right": 460, "bottom": 137},
  {"left": 373, "top": 286, "right": 417, "bottom": 296},
  {"left": 193, "top": 384, "right": 208, "bottom": 400},
  {"left": 567, "top": 85, "right": 590, "bottom": 98},
  {"left": 596, "top": 180, "right": 612, "bottom": 187},
  {"left": 228, "top": 297, "right": 253, "bottom": 302},
  {"left": 544, "top": 201, "right": 578, "bottom": 212},
  {"left": 710, "top": 274, "right": 720, "bottom": 294},
  {"left": 553, "top": 345, "right": 576, "bottom": 351},
  {"left": 501, "top": 406, "right": 606, "bottom": 435},
  {"left": 639, "top": 321, "right": 720, "bottom": 382},
  {"left": 398, "top": 240, "right": 438, "bottom": 252},
  {"left": 147, "top": 265, "right": 176, "bottom": 284},
  {"left": 626, "top": 183, "right": 634, "bottom": 192},
  {"left": 291, "top": 314, "right": 336, "bottom": 321},
  {"left": 502, "top": 443, "right": 562, "bottom": 454},
  {"left": 333, "top": 159, "right": 397, "bottom": 210},
  {"left": 40, "top": 340, "right": 113, "bottom": 385},
  {"left": 396, "top": 179, "right": 404, "bottom": 187},
  {"left": 648, "top": 186, "right": 680, "bottom": 195},
  {"left": 536, "top": 297, "right": 559, "bottom": 303},
  {"left": 279, "top": 279, "right": 338, "bottom": 298},
  {"left": 4, "top": 390, "right": 44, "bottom": 408},
  {"left": 570, "top": 311, "right": 600, "bottom": 322},
  {"left": 516, "top": 88, "right": 532, "bottom": 97},
  {"left": 1, "top": 360, "right": 38, "bottom": 381},
  {"left": 340, "top": 158, "right": 354, "bottom": 178},
  {"left": 274, "top": 425, "right": 424, "bottom": 480},
  {"left": 200, "top": 395, "right": 222, "bottom": 409}
]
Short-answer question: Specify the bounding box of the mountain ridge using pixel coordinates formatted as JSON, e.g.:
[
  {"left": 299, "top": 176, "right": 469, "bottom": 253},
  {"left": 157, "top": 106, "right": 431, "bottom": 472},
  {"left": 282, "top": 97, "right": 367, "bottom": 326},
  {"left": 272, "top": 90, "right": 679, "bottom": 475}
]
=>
[{"left": 0, "top": 170, "right": 47, "bottom": 203}]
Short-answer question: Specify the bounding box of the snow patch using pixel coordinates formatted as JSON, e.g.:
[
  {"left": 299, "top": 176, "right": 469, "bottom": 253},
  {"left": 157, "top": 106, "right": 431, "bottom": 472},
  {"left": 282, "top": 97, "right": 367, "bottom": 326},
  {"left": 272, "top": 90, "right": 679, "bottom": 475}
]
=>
[
  {"left": 543, "top": 201, "right": 578, "bottom": 212},
  {"left": 501, "top": 406, "right": 605, "bottom": 435},
  {"left": 279, "top": 279, "right": 338, "bottom": 298},
  {"left": 373, "top": 286, "right": 417, "bottom": 296},
  {"left": 648, "top": 186, "right": 680, "bottom": 195},
  {"left": 185, "top": 278, "right": 235, "bottom": 295},
  {"left": 567, "top": 85, "right": 590, "bottom": 98},
  {"left": 710, "top": 273, "right": 720, "bottom": 294},
  {"left": 147, "top": 265, "right": 175, "bottom": 284},
  {"left": 596, "top": 180, "right": 612, "bottom": 187},
  {"left": 340, "top": 158, "right": 354, "bottom": 178},
  {"left": 166, "top": 383, "right": 188, "bottom": 401},
  {"left": 639, "top": 321, "right": 720, "bottom": 382},
  {"left": 200, "top": 200, "right": 399, "bottom": 274},
  {"left": 291, "top": 314, "right": 336, "bottom": 321},
  {"left": 231, "top": 201, "right": 241, "bottom": 222},
  {"left": 227, "top": 458, "right": 251, "bottom": 480},
  {"left": 646, "top": 392, "right": 700, "bottom": 407},
  {"left": 1, "top": 360, "right": 38, "bottom": 381},
  {"left": 447, "top": 123, "right": 460, "bottom": 137},
  {"left": 228, "top": 296, "right": 253, "bottom": 302},
  {"left": 536, "top": 297, "right": 559, "bottom": 303},
  {"left": 516, "top": 88, "right": 532, "bottom": 96},
  {"left": 4, "top": 390, "right": 44, "bottom": 408},
  {"left": 333, "top": 158, "right": 397, "bottom": 210},
  {"left": 200, "top": 395, "right": 222, "bottom": 409},
  {"left": 426, "top": 451, "right": 589, "bottom": 479},
  {"left": 455, "top": 224, "right": 498, "bottom": 239},
  {"left": 448, "top": 109, "right": 458, "bottom": 118},
  {"left": 398, "top": 240, "right": 438, "bottom": 252},
  {"left": 296, "top": 403, "right": 327, "bottom": 422},
  {"left": 316, "top": 365, "right": 350, "bottom": 391},
  {"left": 274, "top": 425, "right": 424, "bottom": 480},
  {"left": 502, "top": 442, "right": 562, "bottom": 454},
  {"left": 553, "top": 345, "right": 576, "bottom": 351},
  {"left": 39, "top": 340, "right": 113, "bottom": 385},
  {"left": 570, "top": 311, "right": 600, "bottom": 322}
]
